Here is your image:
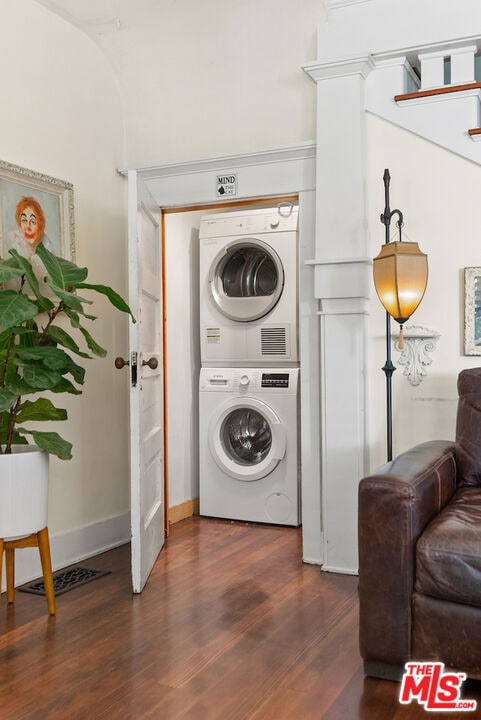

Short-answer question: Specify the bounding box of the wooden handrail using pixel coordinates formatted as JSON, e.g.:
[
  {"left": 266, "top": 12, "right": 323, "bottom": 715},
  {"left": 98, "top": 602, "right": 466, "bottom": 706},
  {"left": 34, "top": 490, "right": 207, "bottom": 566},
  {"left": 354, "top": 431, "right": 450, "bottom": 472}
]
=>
[{"left": 395, "top": 82, "right": 481, "bottom": 103}]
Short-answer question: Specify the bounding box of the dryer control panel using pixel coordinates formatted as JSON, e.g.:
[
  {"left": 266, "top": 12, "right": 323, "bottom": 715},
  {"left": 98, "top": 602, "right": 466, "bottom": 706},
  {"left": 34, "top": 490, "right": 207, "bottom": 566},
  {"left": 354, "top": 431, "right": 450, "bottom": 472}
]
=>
[{"left": 199, "top": 205, "right": 299, "bottom": 239}]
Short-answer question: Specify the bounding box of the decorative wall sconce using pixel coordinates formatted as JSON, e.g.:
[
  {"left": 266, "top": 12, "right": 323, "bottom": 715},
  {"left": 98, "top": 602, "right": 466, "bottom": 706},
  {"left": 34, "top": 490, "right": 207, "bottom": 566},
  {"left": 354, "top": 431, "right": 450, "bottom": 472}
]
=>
[
  {"left": 373, "top": 169, "right": 429, "bottom": 461},
  {"left": 392, "top": 326, "right": 440, "bottom": 386}
]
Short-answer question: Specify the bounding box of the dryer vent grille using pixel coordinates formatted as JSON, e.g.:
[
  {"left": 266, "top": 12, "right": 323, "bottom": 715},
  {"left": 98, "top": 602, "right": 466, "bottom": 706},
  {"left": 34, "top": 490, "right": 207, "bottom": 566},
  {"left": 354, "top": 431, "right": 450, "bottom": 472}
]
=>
[{"left": 261, "top": 327, "right": 287, "bottom": 356}]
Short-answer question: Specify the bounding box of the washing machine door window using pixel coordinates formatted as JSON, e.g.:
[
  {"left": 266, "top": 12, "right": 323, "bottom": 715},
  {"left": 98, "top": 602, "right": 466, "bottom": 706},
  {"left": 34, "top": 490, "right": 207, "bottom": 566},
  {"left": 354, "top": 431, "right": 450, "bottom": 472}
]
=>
[
  {"left": 209, "top": 397, "right": 286, "bottom": 482},
  {"left": 209, "top": 239, "right": 284, "bottom": 322},
  {"left": 221, "top": 408, "right": 272, "bottom": 466}
]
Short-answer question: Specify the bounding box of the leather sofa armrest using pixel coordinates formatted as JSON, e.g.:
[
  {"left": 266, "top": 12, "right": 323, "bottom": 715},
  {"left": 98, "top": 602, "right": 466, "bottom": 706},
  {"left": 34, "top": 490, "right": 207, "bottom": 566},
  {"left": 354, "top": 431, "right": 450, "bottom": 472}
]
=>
[{"left": 358, "top": 440, "right": 456, "bottom": 672}]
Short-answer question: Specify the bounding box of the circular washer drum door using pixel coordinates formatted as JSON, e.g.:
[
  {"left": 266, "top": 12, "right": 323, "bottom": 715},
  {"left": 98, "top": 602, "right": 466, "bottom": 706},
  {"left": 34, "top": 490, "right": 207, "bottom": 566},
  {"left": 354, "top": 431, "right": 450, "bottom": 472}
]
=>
[{"left": 208, "top": 397, "right": 286, "bottom": 481}]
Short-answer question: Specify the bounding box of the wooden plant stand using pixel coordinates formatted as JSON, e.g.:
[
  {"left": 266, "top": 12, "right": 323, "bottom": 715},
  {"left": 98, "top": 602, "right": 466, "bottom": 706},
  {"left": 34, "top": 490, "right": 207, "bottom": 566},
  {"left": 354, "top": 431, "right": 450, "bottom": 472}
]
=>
[{"left": 0, "top": 527, "right": 56, "bottom": 615}]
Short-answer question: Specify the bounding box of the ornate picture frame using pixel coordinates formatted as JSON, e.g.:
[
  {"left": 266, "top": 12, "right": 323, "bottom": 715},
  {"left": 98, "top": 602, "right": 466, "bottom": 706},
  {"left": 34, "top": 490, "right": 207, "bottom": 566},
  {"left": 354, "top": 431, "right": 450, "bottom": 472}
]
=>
[
  {"left": 464, "top": 266, "right": 481, "bottom": 355},
  {"left": 0, "top": 159, "right": 75, "bottom": 262}
]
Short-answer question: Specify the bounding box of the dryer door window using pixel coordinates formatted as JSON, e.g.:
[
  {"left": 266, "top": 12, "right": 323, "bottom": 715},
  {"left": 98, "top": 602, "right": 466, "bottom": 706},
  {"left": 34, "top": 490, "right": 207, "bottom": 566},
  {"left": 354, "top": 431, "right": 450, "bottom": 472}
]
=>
[
  {"left": 221, "top": 408, "right": 272, "bottom": 466},
  {"left": 209, "top": 239, "right": 284, "bottom": 322}
]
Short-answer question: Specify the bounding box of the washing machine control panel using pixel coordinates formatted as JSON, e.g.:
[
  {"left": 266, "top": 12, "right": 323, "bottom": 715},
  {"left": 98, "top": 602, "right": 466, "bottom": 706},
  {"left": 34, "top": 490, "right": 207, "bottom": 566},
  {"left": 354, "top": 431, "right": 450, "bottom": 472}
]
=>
[
  {"left": 200, "top": 368, "right": 298, "bottom": 393},
  {"left": 261, "top": 373, "right": 289, "bottom": 389}
]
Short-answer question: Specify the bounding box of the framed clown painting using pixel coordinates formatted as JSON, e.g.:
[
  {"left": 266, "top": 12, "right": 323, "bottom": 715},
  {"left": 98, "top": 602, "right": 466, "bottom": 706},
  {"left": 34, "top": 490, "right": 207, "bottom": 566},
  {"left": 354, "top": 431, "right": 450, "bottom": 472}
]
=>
[{"left": 0, "top": 159, "right": 75, "bottom": 265}]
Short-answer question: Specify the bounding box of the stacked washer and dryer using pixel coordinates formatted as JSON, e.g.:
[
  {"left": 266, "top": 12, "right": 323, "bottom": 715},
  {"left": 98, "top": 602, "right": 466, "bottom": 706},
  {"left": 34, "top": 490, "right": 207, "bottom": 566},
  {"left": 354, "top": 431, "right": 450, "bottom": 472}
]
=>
[{"left": 198, "top": 203, "right": 301, "bottom": 526}]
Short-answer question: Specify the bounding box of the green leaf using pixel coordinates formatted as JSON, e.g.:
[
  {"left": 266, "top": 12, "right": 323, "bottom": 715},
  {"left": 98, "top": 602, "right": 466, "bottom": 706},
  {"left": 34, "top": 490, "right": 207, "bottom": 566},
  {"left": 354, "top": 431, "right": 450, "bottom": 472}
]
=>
[
  {"left": 64, "top": 308, "right": 98, "bottom": 330},
  {"left": 77, "top": 283, "right": 135, "bottom": 321},
  {"left": 15, "top": 346, "right": 71, "bottom": 371},
  {"left": 44, "top": 282, "right": 89, "bottom": 313},
  {"left": 64, "top": 307, "right": 80, "bottom": 328},
  {"left": 63, "top": 356, "right": 85, "bottom": 385},
  {"left": 8, "top": 250, "right": 55, "bottom": 312},
  {"left": 0, "top": 431, "right": 28, "bottom": 448},
  {"left": 17, "top": 322, "right": 39, "bottom": 348},
  {"left": 23, "top": 429, "right": 72, "bottom": 460},
  {"left": 0, "top": 410, "right": 29, "bottom": 451},
  {"left": 21, "top": 364, "right": 62, "bottom": 389},
  {"left": 0, "top": 292, "right": 38, "bottom": 329},
  {"left": 35, "top": 243, "right": 88, "bottom": 289},
  {"left": 16, "top": 398, "right": 67, "bottom": 424},
  {"left": 0, "top": 259, "right": 24, "bottom": 282},
  {"left": 0, "top": 389, "right": 18, "bottom": 412},
  {"left": 0, "top": 348, "right": 7, "bottom": 368},
  {"left": 2, "top": 371, "right": 38, "bottom": 397},
  {"left": 45, "top": 326, "right": 90, "bottom": 358},
  {"left": 78, "top": 326, "right": 106, "bottom": 357},
  {"left": 49, "top": 377, "right": 82, "bottom": 395},
  {"left": 0, "top": 409, "right": 8, "bottom": 434},
  {"left": 0, "top": 329, "right": 12, "bottom": 350}
]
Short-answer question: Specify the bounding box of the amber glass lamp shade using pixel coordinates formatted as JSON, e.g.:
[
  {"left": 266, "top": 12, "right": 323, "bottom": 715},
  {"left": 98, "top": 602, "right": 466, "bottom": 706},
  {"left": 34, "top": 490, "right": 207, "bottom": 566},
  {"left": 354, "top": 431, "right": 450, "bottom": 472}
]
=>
[{"left": 373, "top": 241, "right": 428, "bottom": 324}]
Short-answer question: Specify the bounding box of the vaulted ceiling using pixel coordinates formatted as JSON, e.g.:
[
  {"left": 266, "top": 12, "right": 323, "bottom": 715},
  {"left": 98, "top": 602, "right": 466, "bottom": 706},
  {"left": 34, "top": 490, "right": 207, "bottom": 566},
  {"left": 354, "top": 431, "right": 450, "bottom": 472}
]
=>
[{"left": 33, "top": 0, "right": 128, "bottom": 35}]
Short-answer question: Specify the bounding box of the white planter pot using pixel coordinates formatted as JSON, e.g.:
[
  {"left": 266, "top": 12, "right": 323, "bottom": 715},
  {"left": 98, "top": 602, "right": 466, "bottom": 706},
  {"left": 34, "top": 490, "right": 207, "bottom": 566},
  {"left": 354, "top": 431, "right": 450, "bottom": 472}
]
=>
[{"left": 0, "top": 446, "right": 49, "bottom": 539}]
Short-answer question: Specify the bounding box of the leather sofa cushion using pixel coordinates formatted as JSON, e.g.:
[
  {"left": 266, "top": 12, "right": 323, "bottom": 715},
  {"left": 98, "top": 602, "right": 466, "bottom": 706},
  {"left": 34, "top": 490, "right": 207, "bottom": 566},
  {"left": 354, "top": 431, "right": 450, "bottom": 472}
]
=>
[
  {"left": 456, "top": 367, "right": 481, "bottom": 487},
  {"left": 416, "top": 487, "right": 481, "bottom": 607}
]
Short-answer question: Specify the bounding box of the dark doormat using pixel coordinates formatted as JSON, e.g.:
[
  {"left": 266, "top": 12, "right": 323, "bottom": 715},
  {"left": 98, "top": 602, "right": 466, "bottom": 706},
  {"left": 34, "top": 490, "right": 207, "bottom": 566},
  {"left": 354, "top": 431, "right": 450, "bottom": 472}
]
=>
[{"left": 19, "top": 567, "right": 111, "bottom": 597}]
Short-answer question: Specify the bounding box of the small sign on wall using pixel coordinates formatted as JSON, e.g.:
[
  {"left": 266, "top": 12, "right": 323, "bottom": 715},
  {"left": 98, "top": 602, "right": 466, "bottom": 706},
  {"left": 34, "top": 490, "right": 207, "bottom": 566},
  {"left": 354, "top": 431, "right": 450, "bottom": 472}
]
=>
[{"left": 216, "top": 172, "right": 237, "bottom": 197}]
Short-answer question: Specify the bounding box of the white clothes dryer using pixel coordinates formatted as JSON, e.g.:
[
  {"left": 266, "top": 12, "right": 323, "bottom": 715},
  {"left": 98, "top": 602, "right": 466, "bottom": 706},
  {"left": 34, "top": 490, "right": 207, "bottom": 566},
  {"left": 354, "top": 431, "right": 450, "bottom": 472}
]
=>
[
  {"left": 199, "top": 204, "right": 298, "bottom": 366},
  {"left": 199, "top": 366, "right": 300, "bottom": 526}
]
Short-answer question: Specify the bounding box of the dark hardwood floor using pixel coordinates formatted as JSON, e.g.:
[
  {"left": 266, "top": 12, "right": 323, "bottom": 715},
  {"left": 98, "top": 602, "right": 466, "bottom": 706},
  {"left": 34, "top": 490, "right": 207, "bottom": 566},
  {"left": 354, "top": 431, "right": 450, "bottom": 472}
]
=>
[{"left": 1, "top": 517, "right": 480, "bottom": 719}]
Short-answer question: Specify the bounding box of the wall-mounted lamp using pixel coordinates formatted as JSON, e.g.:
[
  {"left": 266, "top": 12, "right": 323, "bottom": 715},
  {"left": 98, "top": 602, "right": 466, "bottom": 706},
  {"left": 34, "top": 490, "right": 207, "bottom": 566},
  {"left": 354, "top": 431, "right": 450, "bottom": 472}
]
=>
[{"left": 373, "top": 169, "right": 428, "bottom": 461}]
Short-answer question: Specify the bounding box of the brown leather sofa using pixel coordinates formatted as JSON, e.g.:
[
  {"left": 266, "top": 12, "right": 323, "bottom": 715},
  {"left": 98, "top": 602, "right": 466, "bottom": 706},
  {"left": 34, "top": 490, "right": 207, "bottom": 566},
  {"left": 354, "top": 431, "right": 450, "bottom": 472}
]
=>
[{"left": 358, "top": 367, "right": 481, "bottom": 681}]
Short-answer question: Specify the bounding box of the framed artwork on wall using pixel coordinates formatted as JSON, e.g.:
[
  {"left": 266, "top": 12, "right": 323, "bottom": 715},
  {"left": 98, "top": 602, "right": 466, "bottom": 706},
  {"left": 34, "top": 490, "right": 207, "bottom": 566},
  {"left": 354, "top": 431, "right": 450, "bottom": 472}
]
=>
[
  {"left": 464, "top": 266, "right": 481, "bottom": 355},
  {"left": 0, "top": 159, "right": 75, "bottom": 263}
]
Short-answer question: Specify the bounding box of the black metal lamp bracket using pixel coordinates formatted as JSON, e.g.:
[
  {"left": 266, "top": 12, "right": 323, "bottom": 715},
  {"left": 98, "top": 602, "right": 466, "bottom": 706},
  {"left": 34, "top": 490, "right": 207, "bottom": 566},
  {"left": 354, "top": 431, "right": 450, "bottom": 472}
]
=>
[{"left": 380, "top": 169, "right": 404, "bottom": 244}]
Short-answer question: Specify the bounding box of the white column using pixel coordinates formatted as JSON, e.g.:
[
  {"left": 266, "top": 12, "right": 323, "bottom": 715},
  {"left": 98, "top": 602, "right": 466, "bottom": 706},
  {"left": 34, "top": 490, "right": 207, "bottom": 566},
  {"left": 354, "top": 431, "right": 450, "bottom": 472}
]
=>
[
  {"left": 418, "top": 50, "right": 446, "bottom": 90},
  {"left": 303, "top": 56, "right": 372, "bottom": 573},
  {"left": 450, "top": 45, "right": 476, "bottom": 85}
]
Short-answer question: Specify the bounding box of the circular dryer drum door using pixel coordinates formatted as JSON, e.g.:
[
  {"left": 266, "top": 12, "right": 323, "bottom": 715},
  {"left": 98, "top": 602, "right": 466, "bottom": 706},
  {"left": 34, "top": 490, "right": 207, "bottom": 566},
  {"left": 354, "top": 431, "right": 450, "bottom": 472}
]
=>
[
  {"left": 209, "top": 397, "right": 286, "bottom": 481},
  {"left": 209, "top": 238, "right": 284, "bottom": 322}
]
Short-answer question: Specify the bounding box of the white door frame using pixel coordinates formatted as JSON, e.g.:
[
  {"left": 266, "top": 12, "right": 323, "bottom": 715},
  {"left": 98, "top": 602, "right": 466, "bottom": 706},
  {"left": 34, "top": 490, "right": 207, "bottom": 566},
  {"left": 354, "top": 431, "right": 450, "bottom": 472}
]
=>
[{"left": 121, "top": 142, "right": 322, "bottom": 565}]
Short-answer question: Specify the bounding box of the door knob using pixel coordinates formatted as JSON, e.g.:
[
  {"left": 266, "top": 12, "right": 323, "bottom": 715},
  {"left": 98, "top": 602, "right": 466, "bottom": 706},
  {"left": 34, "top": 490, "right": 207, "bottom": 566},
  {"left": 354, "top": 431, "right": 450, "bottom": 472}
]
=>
[
  {"left": 142, "top": 357, "right": 158, "bottom": 370},
  {"left": 114, "top": 356, "right": 129, "bottom": 369}
]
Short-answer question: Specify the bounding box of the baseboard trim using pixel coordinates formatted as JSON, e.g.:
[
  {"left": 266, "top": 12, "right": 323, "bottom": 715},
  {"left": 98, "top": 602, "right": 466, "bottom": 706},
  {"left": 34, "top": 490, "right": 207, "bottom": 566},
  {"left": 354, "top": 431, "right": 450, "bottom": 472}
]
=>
[
  {"left": 168, "top": 498, "right": 199, "bottom": 526},
  {"left": 1, "top": 512, "right": 130, "bottom": 592},
  {"left": 3, "top": 503, "right": 202, "bottom": 593}
]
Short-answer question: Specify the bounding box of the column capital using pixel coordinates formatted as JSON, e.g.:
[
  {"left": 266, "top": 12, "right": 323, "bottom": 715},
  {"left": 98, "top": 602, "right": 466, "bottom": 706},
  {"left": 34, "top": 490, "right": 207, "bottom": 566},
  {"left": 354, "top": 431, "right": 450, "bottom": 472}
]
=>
[{"left": 303, "top": 55, "right": 375, "bottom": 83}]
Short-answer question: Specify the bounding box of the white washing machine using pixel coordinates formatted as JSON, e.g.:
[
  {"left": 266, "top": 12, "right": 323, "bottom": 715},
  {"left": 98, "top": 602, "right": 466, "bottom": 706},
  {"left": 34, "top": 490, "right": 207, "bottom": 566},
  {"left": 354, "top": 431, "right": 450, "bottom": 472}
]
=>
[
  {"left": 199, "top": 204, "right": 298, "bottom": 366},
  {"left": 199, "top": 366, "right": 300, "bottom": 526}
]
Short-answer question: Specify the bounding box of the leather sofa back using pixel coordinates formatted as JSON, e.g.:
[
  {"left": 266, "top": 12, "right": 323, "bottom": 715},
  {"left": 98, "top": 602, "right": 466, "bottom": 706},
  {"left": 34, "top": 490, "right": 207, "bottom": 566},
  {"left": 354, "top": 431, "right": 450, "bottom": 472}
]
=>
[
  {"left": 456, "top": 367, "right": 481, "bottom": 487},
  {"left": 359, "top": 441, "right": 456, "bottom": 669}
]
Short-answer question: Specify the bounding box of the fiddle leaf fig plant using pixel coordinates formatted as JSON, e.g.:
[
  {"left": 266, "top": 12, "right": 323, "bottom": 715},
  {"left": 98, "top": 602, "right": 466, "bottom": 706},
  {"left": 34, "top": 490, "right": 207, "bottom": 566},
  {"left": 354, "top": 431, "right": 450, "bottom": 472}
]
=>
[{"left": 0, "top": 242, "right": 133, "bottom": 460}]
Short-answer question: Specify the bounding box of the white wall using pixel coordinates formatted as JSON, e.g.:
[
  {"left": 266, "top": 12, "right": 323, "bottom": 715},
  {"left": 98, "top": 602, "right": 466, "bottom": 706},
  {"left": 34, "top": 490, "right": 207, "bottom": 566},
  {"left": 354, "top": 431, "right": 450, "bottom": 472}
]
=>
[
  {"left": 98, "top": 0, "right": 325, "bottom": 167},
  {"left": 366, "top": 113, "right": 481, "bottom": 471},
  {"left": 0, "top": 1, "right": 129, "bottom": 546},
  {"left": 164, "top": 210, "right": 203, "bottom": 507}
]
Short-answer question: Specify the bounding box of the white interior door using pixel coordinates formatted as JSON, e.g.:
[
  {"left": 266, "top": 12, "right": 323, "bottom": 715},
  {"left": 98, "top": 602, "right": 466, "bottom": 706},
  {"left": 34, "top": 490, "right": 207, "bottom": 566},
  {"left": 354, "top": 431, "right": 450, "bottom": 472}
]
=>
[{"left": 127, "top": 170, "right": 164, "bottom": 593}]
